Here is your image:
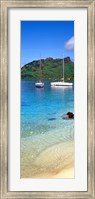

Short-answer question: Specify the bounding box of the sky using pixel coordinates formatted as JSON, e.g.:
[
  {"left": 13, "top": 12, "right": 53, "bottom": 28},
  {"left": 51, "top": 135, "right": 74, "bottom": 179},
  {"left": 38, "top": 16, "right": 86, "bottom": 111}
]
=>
[{"left": 21, "top": 21, "right": 74, "bottom": 67}]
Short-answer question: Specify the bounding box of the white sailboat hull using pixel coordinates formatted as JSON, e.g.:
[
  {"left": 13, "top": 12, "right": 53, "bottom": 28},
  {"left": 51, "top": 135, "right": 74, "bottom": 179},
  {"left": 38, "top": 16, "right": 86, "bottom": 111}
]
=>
[
  {"left": 51, "top": 81, "right": 73, "bottom": 86},
  {"left": 35, "top": 82, "right": 44, "bottom": 88},
  {"left": 51, "top": 55, "right": 73, "bottom": 87}
]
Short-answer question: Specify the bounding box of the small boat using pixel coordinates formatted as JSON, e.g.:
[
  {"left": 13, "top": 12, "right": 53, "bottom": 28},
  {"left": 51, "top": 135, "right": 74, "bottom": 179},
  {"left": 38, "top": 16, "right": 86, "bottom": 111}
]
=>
[
  {"left": 35, "top": 81, "right": 44, "bottom": 88},
  {"left": 35, "top": 58, "right": 44, "bottom": 88},
  {"left": 51, "top": 54, "right": 73, "bottom": 87},
  {"left": 51, "top": 81, "right": 73, "bottom": 86}
]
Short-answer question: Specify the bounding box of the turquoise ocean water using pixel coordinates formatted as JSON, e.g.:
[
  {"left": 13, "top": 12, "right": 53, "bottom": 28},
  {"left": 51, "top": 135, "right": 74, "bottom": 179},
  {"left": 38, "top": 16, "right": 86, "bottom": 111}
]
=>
[{"left": 21, "top": 80, "right": 74, "bottom": 178}]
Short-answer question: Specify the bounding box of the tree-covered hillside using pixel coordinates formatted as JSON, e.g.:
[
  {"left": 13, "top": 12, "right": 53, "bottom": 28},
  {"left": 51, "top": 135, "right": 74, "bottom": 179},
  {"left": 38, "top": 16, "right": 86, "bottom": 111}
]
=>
[{"left": 21, "top": 57, "right": 74, "bottom": 81}]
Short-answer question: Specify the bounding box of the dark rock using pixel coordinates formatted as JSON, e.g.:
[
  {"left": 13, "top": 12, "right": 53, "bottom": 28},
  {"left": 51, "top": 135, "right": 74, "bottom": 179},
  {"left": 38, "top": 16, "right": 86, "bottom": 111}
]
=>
[
  {"left": 62, "top": 112, "right": 74, "bottom": 119},
  {"left": 48, "top": 118, "right": 56, "bottom": 121},
  {"left": 67, "top": 112, "right": 74, "bottom": 119}
]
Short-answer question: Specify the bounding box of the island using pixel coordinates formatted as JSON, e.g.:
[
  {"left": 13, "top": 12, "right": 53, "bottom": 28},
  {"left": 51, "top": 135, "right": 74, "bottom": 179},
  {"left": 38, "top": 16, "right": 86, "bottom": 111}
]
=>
[{"left": 21, "top": 56, "right": 74, "bottom": 81}]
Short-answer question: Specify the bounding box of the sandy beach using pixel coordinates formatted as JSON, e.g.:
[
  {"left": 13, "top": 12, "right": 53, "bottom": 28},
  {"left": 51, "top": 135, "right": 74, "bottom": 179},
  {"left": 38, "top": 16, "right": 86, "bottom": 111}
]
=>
[
  {"left": 53, "top": 168, "right": 74, "bottom": 178},
  {"left": 21, "top": 137, "right": 74, "bottom": 178}
]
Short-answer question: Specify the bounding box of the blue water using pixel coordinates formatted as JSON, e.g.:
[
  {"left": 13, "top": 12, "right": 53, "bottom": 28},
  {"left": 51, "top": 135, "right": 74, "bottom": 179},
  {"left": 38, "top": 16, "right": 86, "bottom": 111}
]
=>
[
  {"left": 21, "top": 80, "right": 74, "bottom": 178},
  {"left": 21, "top": 80, "right": 74, "bottom": 138}
]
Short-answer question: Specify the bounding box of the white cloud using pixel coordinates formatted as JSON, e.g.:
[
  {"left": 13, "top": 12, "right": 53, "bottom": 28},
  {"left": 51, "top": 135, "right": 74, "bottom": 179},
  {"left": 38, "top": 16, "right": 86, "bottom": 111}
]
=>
[{"left": 65, "top": 36, "right": 74, "bottom": 50}]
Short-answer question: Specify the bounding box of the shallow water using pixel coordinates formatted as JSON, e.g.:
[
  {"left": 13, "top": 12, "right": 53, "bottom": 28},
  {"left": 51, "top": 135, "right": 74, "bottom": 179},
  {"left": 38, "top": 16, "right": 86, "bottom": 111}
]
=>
[{"left": 21, "top": 80, "right": 74, "bottom": 178}]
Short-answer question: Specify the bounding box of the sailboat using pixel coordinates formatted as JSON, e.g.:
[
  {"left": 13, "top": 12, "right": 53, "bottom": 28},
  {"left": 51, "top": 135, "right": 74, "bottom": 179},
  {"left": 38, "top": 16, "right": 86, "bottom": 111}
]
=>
[
  {"left": 51, "top": 55, "right": 73, "bottom": 87},
  {"left": 35, "top": 58, "right": 44, "bottom": 88}
]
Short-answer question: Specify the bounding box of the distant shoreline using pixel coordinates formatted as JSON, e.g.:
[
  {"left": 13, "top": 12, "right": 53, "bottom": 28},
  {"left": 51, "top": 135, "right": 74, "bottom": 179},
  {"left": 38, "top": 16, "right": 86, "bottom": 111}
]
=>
[{"left": 21, "top": 78, "right": 74, "bottom": 81}]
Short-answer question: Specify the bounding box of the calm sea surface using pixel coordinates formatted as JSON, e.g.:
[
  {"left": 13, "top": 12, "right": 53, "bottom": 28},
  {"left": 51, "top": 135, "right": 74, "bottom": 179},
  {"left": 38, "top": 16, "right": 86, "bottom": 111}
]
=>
[{"left": 21, "top": 80, "right": 74, "bottom": 178}]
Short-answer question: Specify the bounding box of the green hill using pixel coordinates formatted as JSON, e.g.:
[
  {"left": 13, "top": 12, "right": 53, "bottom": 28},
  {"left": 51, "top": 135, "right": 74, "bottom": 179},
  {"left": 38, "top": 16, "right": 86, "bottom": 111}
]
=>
[{"left": 21, "top": 57, "right": 74, "bottom": 81}]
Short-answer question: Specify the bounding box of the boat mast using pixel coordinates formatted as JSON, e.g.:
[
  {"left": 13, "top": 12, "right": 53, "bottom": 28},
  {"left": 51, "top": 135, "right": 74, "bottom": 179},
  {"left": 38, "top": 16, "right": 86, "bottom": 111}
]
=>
[
  {"left": 40, "top": 57, "right": 42, "bottom": 81},
  {"left": 63, "top": 53, "right": 64, "bottom": 82}
]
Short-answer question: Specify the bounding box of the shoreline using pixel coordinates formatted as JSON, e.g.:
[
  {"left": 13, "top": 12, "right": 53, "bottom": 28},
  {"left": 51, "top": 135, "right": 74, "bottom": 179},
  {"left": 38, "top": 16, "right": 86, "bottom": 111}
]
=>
[
  {"left": 21, "top": 138, "right": 74, "bottom": 178},
  {"left": 52, "top": 167, "right": 74, "bottom": 178},
  {"left": 21, "top": 168, "right": 74, "bottom": 179}
]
